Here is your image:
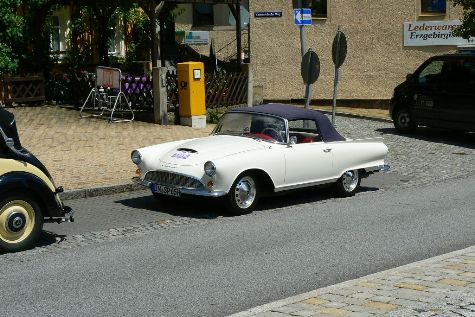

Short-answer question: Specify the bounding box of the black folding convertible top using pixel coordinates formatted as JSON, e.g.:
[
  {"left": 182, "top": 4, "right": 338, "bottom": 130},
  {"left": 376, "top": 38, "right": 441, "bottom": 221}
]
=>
[{"left": 230, "top": 103, "right": 346, "bottom": 142}]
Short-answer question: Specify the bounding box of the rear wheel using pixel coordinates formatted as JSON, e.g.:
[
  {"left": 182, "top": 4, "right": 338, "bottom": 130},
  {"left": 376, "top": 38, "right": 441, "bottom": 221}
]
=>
[
  {"left": 0, "top": 194, "right": 44, "bottom": 253},
  {"left": 335, "top": 170, "right": 361, "bottom": 197},
  {"left": 226, "top": 173, "right": 259, "bottom": 215},
  {"left": 393, "top": 106, "right": 417, "bottom": 133}
]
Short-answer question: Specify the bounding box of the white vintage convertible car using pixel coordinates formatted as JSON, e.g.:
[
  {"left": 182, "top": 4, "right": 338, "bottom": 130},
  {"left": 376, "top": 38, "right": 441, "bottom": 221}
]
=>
[{"left": 131, "top": 104, "right": 389, "bottom": 214}]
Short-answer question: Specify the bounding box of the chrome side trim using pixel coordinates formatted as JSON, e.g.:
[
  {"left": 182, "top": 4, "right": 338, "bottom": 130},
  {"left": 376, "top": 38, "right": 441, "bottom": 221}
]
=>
[{"left": 274, "top": 178, "right": 339, "bottom": 192}]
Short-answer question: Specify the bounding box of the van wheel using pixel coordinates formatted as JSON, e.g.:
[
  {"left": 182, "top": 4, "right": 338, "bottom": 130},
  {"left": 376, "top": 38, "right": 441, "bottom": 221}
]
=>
[
  {"left": 226, "top": 173, "right": 259, "bottom": 215},
  {"left": 0, "top": 194, "right": 44, "bottom": 253},
  {"left": 393, "top": 106, "right": 417, "bottom": 133}
]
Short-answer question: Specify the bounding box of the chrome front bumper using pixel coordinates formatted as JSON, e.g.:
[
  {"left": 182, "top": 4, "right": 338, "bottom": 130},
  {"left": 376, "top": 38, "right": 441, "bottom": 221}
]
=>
[{"left": 132, "top": 177, "right": 227, "bottom": 198}]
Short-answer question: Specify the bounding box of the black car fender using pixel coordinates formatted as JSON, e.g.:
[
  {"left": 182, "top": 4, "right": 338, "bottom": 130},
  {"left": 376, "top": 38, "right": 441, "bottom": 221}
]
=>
[{"left": 0, "top": 171, "right": 64, "bottom": 218}]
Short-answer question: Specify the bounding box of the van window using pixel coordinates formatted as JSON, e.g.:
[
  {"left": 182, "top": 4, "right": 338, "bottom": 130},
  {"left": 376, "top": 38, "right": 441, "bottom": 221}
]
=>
[
  {"left": 463, "top": 60, "right": 475, "bottom": 82},
  {"left": 418, "top": 60, "right": 444, "bottom": 85}
]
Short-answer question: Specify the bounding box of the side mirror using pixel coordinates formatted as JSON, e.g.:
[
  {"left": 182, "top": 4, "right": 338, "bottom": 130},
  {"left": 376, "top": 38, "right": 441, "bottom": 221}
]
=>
[{"left": 406, "top": 73, "right": 415, "bottom": 83}]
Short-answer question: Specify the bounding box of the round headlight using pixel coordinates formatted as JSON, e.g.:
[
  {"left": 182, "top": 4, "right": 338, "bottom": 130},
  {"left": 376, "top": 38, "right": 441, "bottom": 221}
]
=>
[
  {"left": 131, "top": 150, "right": 142, "bottom": 165},
  {"left": 204, "top": 161, "right": 216, "bottom": 177}
]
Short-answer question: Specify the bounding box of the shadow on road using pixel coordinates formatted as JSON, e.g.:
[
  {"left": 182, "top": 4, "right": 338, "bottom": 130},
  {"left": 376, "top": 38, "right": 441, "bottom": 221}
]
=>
[
  {"left": 378, "top": 127, "right": 475, "bottom": 149},
  {"left": 118, "top": 184, "right": 382, "bottom": 218},
  {"left": 117, "top": 194, "right": 226, "bottom": 219}
]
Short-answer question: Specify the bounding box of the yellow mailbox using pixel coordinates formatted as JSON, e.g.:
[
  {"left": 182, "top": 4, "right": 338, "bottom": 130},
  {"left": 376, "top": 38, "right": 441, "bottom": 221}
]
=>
[{"left": 177, "top": 62, "right": 206, "bottom": 128}]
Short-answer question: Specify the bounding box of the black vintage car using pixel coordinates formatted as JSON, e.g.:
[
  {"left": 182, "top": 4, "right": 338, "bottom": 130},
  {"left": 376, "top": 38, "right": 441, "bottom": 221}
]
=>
[
  {"left": 390, "top": 53, "right": 475, "bottom": 133},
  {"left": 0, "top": 107, "right": 74, "bottom": 252}
]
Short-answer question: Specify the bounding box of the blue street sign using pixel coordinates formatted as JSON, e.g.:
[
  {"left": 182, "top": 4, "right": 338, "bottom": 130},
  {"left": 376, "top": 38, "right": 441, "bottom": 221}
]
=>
[
  {"left": 294, "top": 8, "right": 312, "bottom": 26},
  {"left": 255, "top": 11, "right": 283, "bottom": 18}
]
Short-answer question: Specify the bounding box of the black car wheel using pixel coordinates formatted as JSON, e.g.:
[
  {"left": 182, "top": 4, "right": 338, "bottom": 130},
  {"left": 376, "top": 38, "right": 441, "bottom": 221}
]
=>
[
  {"left": 226, "top": 172, "right": 259, "bottom": 215},
  {"left": 0, "top": 194, "right": 44, "bottom": 253},
  {"left": 335, "top": 169, "right": 361, "bottom": 197},
  {"left": 393, "top": 106, "right": 417, "bottom": 133}
]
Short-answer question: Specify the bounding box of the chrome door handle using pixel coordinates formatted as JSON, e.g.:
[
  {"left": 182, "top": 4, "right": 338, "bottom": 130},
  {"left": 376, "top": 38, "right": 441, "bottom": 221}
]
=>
[{"left": 323, "top": 148, "right": 332, "bottom": 153}]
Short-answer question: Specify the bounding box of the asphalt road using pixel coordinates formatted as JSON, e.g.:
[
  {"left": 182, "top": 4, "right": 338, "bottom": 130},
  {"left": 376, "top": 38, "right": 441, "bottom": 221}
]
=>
[{"left": 1, "top": 174, "right": 474, "bottom": 317}]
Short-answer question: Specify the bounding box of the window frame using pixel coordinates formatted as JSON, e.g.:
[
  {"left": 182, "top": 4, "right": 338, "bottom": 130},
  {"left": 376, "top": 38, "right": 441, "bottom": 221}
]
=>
[
  {"left": 50, "top": 16, "right": 61, "bottom": 52},
  {"left": 310, "top": 0, "right": 328, "bottom": 19},
  {"left": 420, "top": 0, "right": 447, "bottom": 15},
  {"left": 108, "top": 25, "right": 117, "bottom": 56},
  {"left": 192, "top": 4, "right": 215, "bottom": 27}
]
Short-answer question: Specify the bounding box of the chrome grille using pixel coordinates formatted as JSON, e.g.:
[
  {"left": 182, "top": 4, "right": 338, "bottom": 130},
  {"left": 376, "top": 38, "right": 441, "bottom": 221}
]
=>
[{"left": 144, "top": 171, "right": 204, "bottom": 189}]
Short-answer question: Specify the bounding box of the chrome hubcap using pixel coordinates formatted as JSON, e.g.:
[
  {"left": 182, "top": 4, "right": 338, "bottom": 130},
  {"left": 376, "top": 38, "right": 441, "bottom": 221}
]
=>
[
  {"left": 234, "top": 176, "right": 256, "bottom": 209},
  {"left": 342, "top": 170, "right": 359, "bottom": 192}
]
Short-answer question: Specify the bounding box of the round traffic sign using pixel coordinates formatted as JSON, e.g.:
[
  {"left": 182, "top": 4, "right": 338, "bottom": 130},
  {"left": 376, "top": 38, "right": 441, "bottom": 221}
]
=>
[
  {"left": 301, "top": 50, "right": 320, "bottom": 85},
  {"left": 332, "top": 31, "right": 347, "bottom": 68}
]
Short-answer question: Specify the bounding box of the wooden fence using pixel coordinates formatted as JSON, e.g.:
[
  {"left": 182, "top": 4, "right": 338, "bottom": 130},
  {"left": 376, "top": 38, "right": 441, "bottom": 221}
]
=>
[
  {"left": 0, "top": 74, "right": 45, "bottom": 105},
  {"left": 205, "top": 71, "right": 248, "bottom": 108}
]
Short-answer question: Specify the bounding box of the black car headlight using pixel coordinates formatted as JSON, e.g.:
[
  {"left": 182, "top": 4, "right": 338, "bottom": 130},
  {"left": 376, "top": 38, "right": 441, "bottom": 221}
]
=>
[
  {"left": 204, "top": 161, "right": 216, "bottom": 177},
  {"left": 131, "top": 150, "right": 142, "bottom": 165}
]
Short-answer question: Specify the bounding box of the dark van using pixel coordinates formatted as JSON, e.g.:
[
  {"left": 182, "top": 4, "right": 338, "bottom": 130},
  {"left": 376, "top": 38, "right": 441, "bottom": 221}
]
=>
[{"left": 389, "top": 53, "right": 475, "bottom": 133}]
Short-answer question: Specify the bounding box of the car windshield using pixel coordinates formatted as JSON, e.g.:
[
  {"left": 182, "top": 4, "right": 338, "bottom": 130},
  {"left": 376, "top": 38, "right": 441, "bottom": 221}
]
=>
[{"left": 213, "top": 112, "right": 288, "bottom": 143}]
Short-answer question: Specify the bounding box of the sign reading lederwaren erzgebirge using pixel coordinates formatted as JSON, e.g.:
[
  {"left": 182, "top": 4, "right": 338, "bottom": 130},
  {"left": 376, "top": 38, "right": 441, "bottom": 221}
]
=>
[{"left": 403, "top": 20, "right": 475, "bottom": 46}]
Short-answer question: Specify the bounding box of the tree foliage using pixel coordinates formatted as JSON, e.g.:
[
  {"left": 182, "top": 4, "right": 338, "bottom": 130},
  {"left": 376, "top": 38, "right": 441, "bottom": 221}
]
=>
[
  {"left": 451, "top": 0, "right": 475, "bottom": 39},
  {"left": 0, "top": 0, "right": 57, "bottom": 75},
  {"left": 0, "top": 0, "right": 180, "bottom": 76}
]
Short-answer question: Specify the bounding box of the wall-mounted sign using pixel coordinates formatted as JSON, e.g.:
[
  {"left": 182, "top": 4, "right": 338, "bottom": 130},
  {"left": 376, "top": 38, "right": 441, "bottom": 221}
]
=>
[
  {"left": 254, "top": 11, "right": 282, "bottom": 18},
  {"left": 176, "top": 31, "right": 209, "bottom": 45},
  {"left": 403, "top": 20, "right": 475, "bottom": 46}
]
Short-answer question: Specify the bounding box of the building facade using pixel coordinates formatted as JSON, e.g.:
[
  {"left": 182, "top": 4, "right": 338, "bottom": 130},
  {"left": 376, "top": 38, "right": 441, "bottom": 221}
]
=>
[
  {"left": 248, "top": 0, "right": 471, "bottom": 104},
  {"left": 51, "top": 1, "right": 473, "bottom": 104}
]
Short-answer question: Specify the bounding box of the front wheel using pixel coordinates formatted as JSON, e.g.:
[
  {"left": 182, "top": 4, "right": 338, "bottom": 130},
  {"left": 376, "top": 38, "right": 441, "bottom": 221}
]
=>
[
  {"left": 393, "top": 106, "right": 417, "bottom": 134},
  {"left": 0, "top": 194, "right": 44, "bottom": 253},
  {"left": 335, "top": 170, "right": 361, "bottom": 197},
  {"left": 226, "top": 173, "right": 259, "bottom": 215}
]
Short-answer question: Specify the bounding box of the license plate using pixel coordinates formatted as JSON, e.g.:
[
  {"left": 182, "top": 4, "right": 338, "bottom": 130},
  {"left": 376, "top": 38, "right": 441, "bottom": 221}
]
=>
[{"left": 151, "top": 184, "right": 181, "bottom": 197}]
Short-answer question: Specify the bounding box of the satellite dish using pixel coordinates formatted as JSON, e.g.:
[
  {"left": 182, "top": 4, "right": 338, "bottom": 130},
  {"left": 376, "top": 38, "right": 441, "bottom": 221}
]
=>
[{"left": 228, "top": 5, "right": 250, "bottom": 28}]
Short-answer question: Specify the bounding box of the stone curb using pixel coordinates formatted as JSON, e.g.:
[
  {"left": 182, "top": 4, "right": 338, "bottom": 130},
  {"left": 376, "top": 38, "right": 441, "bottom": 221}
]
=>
[
  {"left": 60, "top": 182, "right": 145, "bottom": 201},
  {"left": 228, "top": 245, "right": 475, "bottom": 317}
]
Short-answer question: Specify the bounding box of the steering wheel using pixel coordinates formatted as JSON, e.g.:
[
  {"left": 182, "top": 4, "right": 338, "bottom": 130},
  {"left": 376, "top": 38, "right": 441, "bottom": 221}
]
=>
[{"left": 261, "top": 128, "right": 284, "bottom": 142}]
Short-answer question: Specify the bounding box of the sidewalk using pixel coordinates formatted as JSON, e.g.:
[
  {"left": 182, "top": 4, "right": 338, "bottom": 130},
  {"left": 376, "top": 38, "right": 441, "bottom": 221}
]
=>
[{"left": 230, "top": 246, "right": 475, "bottom": 317}]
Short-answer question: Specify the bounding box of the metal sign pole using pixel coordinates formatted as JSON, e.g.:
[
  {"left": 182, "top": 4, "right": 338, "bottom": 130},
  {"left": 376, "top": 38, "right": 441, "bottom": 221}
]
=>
[
  {"left": 331, "top": 26, "right": 347, "bottom": 126},
  {"left": 298, "top": 0, "right": 306, "bottom": 57},
  {"left": 332, "top": 28, "right": 341, "bottom": 125},
  {"left": 332, "top": 67, "right": 339, "bottom": 125}
]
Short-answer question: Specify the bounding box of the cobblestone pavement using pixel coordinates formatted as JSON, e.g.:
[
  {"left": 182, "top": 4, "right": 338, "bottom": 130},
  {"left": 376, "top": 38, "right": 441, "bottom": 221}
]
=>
[{"left": 229, "top": 246, "right": 475, "bottom": 317}]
